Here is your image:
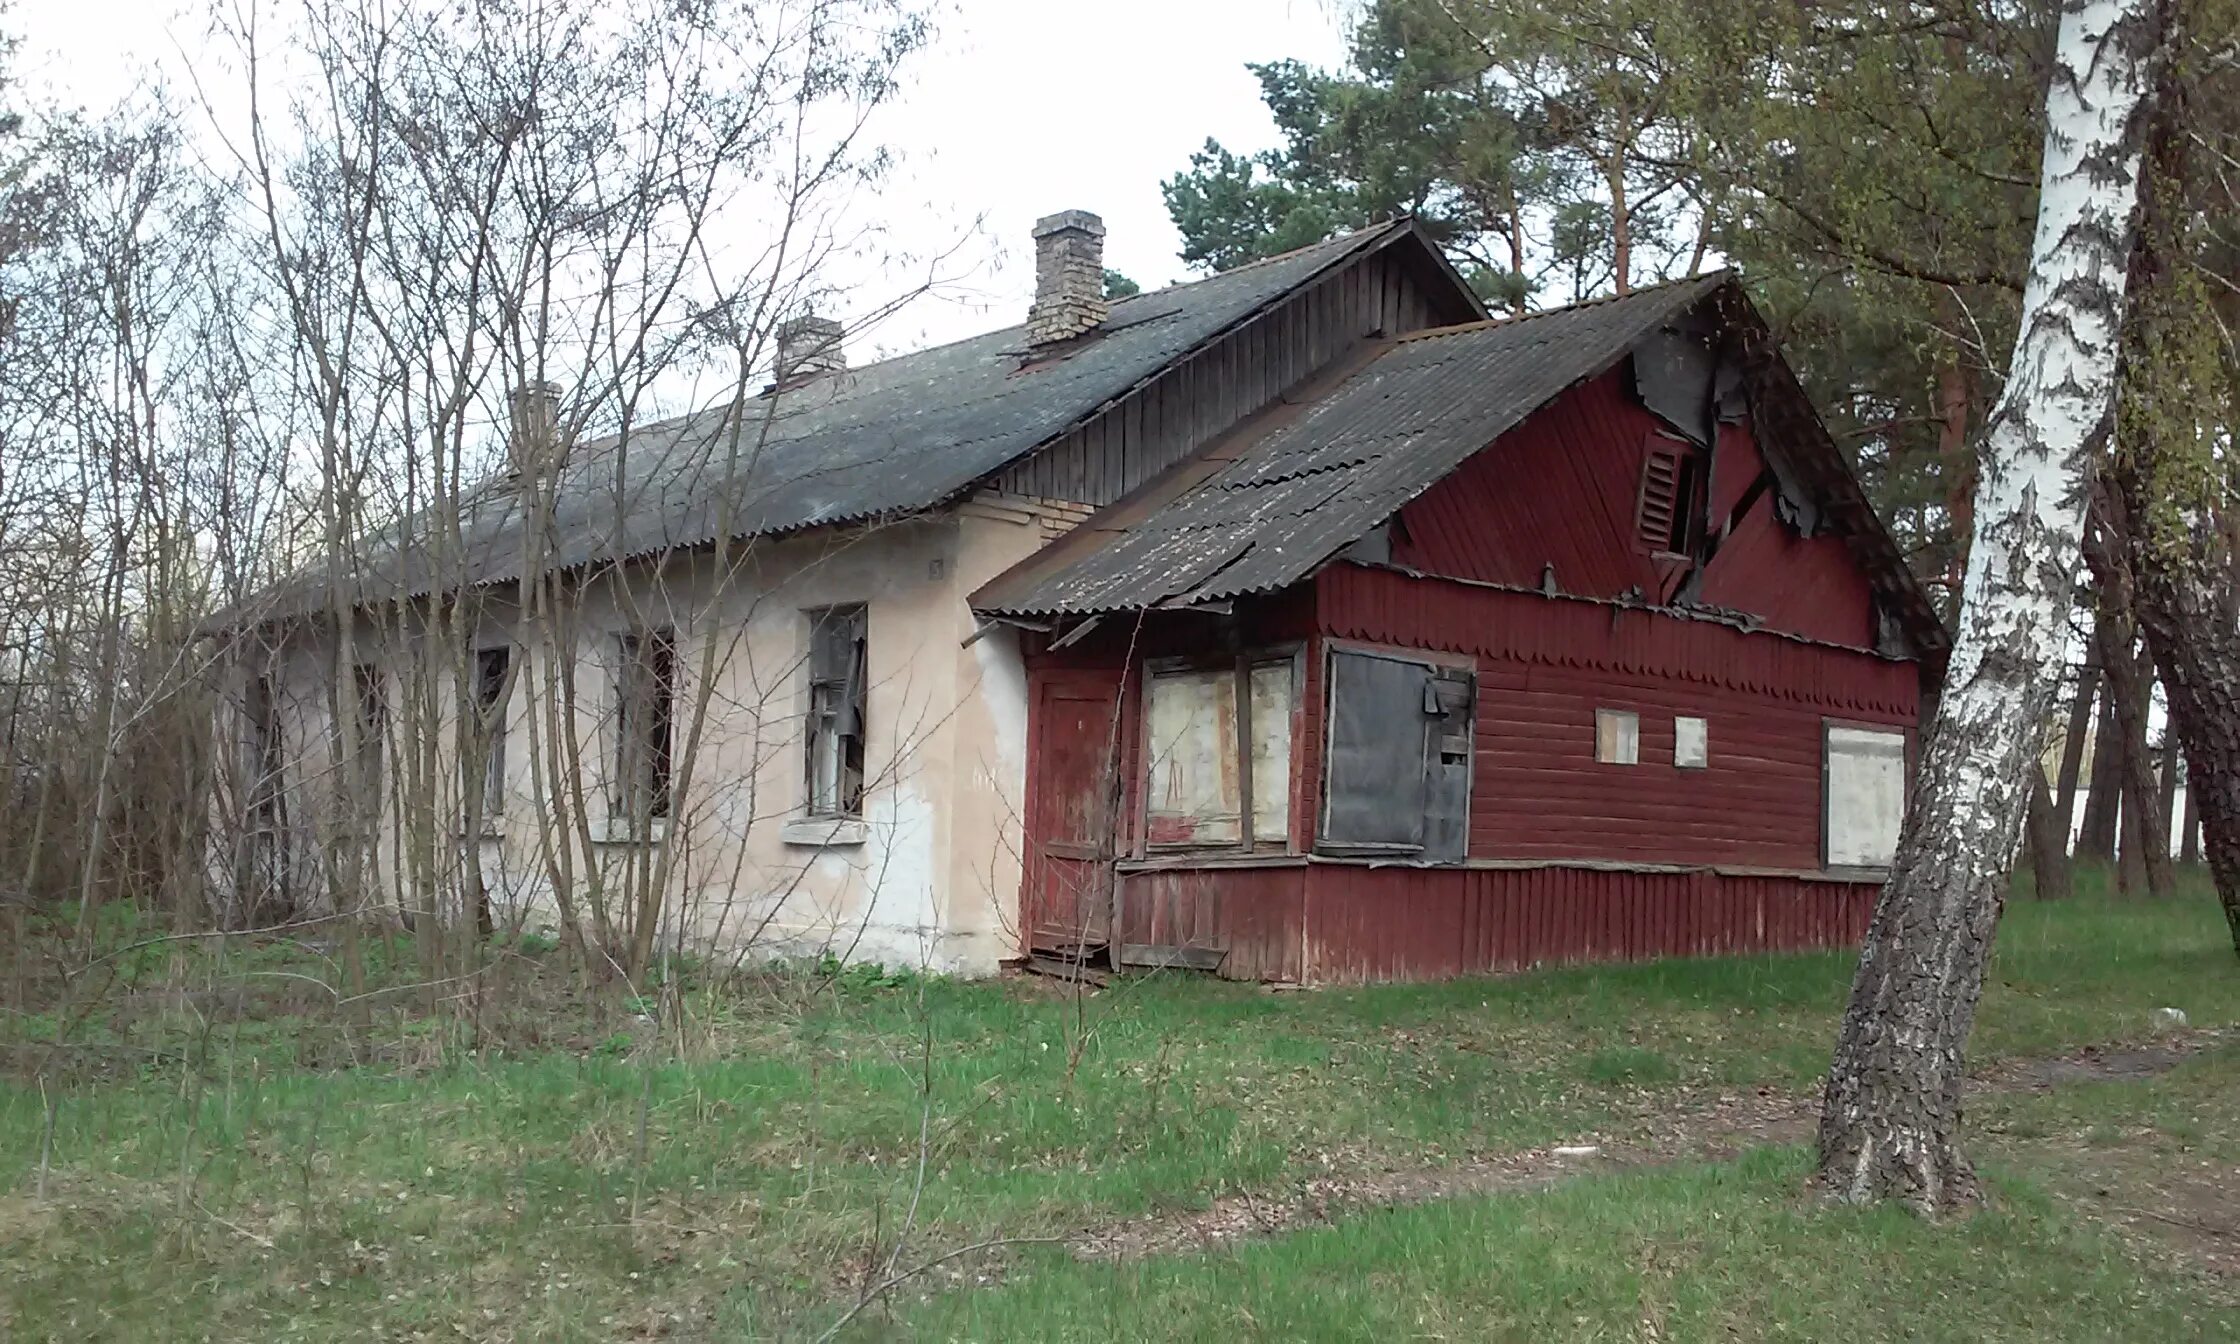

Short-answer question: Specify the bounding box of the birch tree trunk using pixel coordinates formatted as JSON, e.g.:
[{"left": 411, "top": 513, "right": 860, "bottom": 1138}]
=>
[{"left": 1815, "top": 0, "right": 2169, "bottom": 1213}]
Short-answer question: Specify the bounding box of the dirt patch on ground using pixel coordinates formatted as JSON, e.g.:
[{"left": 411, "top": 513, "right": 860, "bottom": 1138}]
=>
[
  {"left": 1981, "top": 1039, "right": 2203, "bottom": 1091},
  {"left": 1066, "top": 1030, "right": 2227, "bottom": 1264},
  {"left": 1069, "top": 1085, "right": 1809, "bottom": 1262},
  {"left": 2096, "top": 1161, "right": 2240, "bottom": 1276}
]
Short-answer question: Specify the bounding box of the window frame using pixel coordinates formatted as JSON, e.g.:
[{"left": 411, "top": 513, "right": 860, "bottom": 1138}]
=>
[
  {"left": 1821, "top": 717, "right": 1911, "bottom": 873},
  {"left": 350, "top": 662, "right": 386, "bottom": 827},
  {"left": 473, "top": 646, "right": 512, "bottom": 819},
  {"left": 804, "top": 604, "right": 868, "bottom": 820},
  {"left": 1136, "top": 645, "right": 1303, "bottom": 857},
  {"left": 1594, "top": 708, "right": 1641, "bottom": 766},
  {"left": 1315, "top": 639, "right": 1476, "bottom": 862},
  {"left": 616, "top": 628, "right": 678, "bottom": 822},
  {"left": 1634, "top": 432, "right": 1706, "bottom": 558}
]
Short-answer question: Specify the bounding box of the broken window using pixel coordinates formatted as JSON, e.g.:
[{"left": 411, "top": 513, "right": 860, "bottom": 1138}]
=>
[
  {"left": 1595, "top": 708, "right": 1640, "bottom": 765},
  {"left": 1142, "top": 655, "right": 1295, "bottom": 850},
  {"left": 1825, "top": 723, "right": 1907, "bottom": 869},
  {"left": 1674, "top": 715, "right": 1708, "bottom": 769},
  {"left": 239, "top": 670, "right": 289, "bottom": 907},
  {"left": 245, "top": 671, "right": 282, "bottom": 824},
  {"left": 806, "top": 605, "right": 866, "bottom": 818},
  {"left": 474, "top": 647, "right": 511, "bottom": 817},
  {"left": 618, "top": 629, "right": 677, "bottom": 820},
  {"left": 1318, "top": 649, "right": 1473, "bottom": 861},
  {"left": 1635, "top": 436, "right": 1705, "bottom": 556},
  {"left": 352, "top": 663, "right": 385, "bottom": 823}
]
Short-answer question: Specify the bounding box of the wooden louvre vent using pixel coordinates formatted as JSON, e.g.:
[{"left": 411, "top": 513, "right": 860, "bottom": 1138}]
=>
[{"left": 1636, "top": 441, "right": 1683, "bottom": 553}]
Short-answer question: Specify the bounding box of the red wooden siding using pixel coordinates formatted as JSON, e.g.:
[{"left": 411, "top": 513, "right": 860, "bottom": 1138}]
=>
[
  {"left": 1317, "top": 565, "right": 1915, "bottom": 717},
  {"left": 1696, "top": 420, "right": 1878, "bottom": 649},
  {"left": 1391, "top": 369, "right": 1883, "bottom": 652},
  {"left": 1115, "top": 863, "right": 1309, "bottom": 983},
  {"left": 1470, "top": 661, "right": 1867, "bottom": 868},
  {"left": 1112, "top": 861, "right": 1878, "bottom": 983},
  {"left": 1015, "top": 568, "right": 1915, "bottom": 977},
  {"left": 1314, "top": 564, "right": 1914, "bottom": 870},
  {"left": 1391, "top": 369, "right": 1664, "bottom": 598},
  {"left": 1303, "top": 866, "right": 1879, "bottom": 983},
  {"left": 1010, "top": 347, "right": 1926, "bottom": 980}
]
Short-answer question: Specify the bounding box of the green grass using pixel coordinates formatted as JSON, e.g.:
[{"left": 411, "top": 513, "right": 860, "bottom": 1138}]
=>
[
  {"left": 882, "top": 1144, "right": 2234, "bottom": 1342},
  {"left": 886, "top": 1042, "right": 2240, "bottom": 1342},
  {"left": 2, "top": 871, "right": 2234, "bottom": 1339}
]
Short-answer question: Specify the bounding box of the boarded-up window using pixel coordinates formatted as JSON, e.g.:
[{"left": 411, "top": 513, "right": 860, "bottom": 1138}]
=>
[
  {"left": 1319, "top": 649, "right": 1473, "bottom": 861},
  {"left": 1825, "top": 724, "right": 1907, "bottom": 868},
  {"left": 618, "top": 629, "right": 676, "bottom": 820},
  {"left": 1674, "top": 715, "right": 1708, "bottom": 769},
  {"left": 1595, "top": 708, "right": 1639, "bottom": 765},
  {"left": 1247, "top": 663, "right": 1292, "bottom": 844},
  {"left": 806, "top": 606, "right": 867, "bottom": 818},
  {"left": 1143, "top": 656, "right": 1295, "bottom": 850}
]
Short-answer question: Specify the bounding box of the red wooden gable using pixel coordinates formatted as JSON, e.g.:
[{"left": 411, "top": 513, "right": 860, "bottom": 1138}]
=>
[{"left": 1389, "top": 367, "right": 1881, "bottom": 651}]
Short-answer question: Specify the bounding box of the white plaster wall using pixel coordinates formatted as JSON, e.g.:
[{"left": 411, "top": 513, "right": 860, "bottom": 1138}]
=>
[{"left": 235, "top": 494, "right": 1054, "bottom": 976}]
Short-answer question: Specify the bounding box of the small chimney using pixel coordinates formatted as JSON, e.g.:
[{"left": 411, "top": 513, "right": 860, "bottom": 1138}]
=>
[
  {"left": 1027, "top": 209, "right": 1108, "bottom": 347},
  {"left": 775, "top": 313, "right": 846, "bottom": 387},
  {"left": 507, "top": 380, "right": 563, "bottom": 477}
]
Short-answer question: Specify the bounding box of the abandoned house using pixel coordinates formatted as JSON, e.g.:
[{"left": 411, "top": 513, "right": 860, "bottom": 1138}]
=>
[{"left": 217, "top": 211, "right": 1945, "bottom": 981}]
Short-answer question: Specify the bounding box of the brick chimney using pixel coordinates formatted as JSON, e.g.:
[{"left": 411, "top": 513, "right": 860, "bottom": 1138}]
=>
[
  {"left": 1027, "top": 210, "right": 1108, "bottom": 347},
  {"left": 775, "top": 313, "right": 846, "bottom": 387},
  {"left": 507, "top": 380, "right": 563, "bottom": 477}
]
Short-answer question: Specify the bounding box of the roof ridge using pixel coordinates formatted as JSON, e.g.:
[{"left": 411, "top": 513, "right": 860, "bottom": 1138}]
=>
[
  {"left": 601, "top": 225, "right": 1412, "bottom": 446},
  {"left": 1173, "top": 218, "right": 1404, "bottom": 281},
  {"left": 1394, "top": 269, "right": 1732, "bottom": 346}
]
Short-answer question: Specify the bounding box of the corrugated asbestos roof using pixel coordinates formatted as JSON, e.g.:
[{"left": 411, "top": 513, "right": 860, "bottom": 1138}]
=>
[
  {"left": 256, "top": 221, "right": 1416, "bottom": 617},
  {"left": 973, "top": 273, "right": 1735, "bottom": 618}
]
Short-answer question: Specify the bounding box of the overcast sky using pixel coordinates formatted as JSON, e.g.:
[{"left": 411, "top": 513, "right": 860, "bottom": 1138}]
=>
[{"left": 10, "top": 0, "right": 1351, "bottom": 358}]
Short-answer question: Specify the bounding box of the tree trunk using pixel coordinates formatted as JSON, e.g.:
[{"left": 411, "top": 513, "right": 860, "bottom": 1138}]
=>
[
  {"left": 2054, "top": 654, "right": 2098, "bottom": 838},
  {"left": 2118, "top": 769, "right": 2149, "bottom": 894},
  {"left": 1815, "top": 0, "right": 2166, "bottom": 1213},
  {"left": 2113, "top": 497, "right": 2240, "bottom": 947},
  {"left": 2025, "top": 767, "right": 2073, "bottom": 901},
  {"left": 2099, "top": 24, "right": 2240, "bottom": 954},
  {"left": 2077, "top": 639, "right": 2123, "bottom": 862},
  {"left": 2089, "top": 551, "right": 2172, "bottom": 897},
  {"left": 1605, "top": 152, "right": 1631, "bottom": 296}
]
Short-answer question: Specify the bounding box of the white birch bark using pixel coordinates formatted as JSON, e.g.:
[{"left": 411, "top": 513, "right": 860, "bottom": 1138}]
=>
[{"left": 1815, "top": 0, "right": 2170, "bottom": 1212}]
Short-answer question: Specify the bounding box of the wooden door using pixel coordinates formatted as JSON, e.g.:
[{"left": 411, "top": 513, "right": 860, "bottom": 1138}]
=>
[{"left": 1024, "top": 669, "right": 1122, "bottom": 955}]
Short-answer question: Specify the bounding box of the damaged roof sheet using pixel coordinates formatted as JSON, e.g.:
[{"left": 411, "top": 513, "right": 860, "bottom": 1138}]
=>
[
  {"left": 975, "top": 273, "right": 1735, "bottom": 618},
  {"left": 257, "top": 222, "right": 1414, "bottom": 617}
]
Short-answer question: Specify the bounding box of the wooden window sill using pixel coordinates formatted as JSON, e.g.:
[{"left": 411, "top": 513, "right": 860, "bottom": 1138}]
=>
[{"left": 1117, "top": 852, "right": 1306, "bottom": 873}]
